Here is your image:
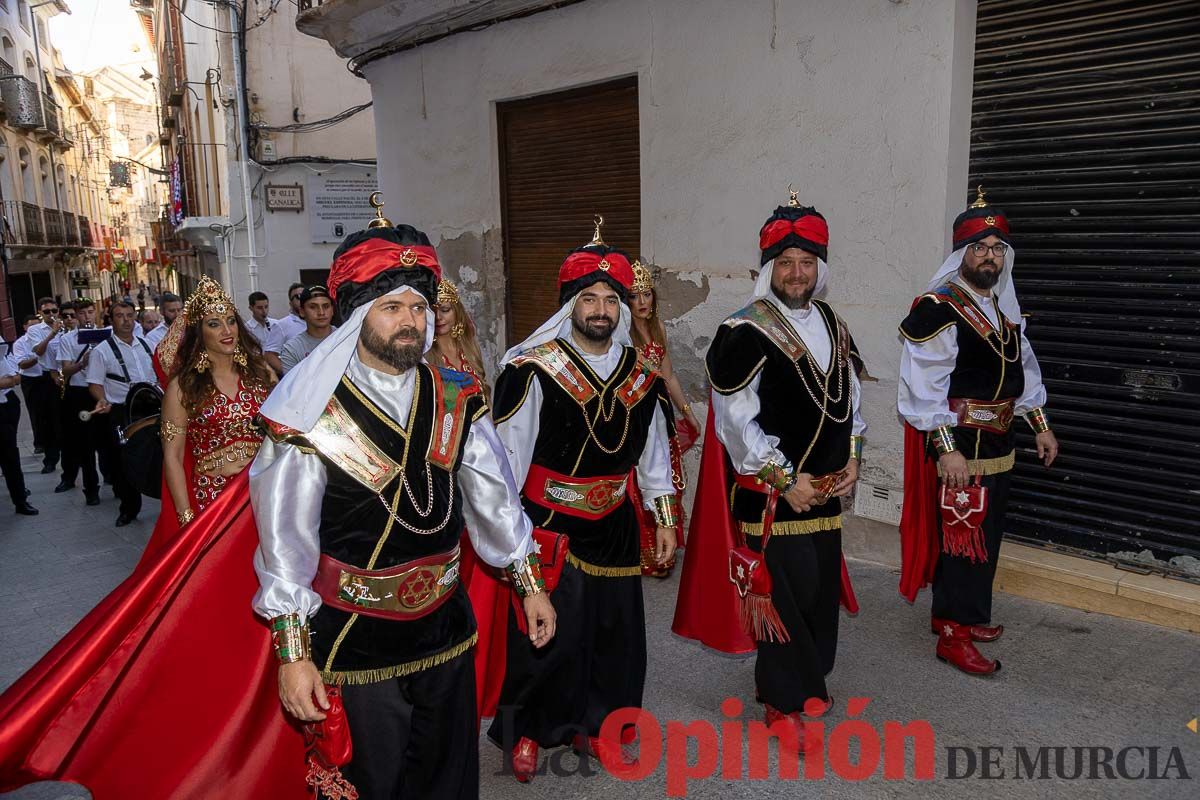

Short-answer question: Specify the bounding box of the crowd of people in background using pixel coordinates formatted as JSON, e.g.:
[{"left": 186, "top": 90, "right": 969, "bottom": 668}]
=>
[{"left": 0, "top": 282, "right": 342, "bottom": 526}]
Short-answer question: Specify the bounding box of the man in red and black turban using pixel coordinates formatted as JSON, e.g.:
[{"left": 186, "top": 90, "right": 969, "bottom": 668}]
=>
[
  {"left": 897, "top": 187, "right": 1058, "bottom": 677},
  {"left": 486, "top": 219, "right": 679, "bottom": 781},
  {"left": 673, "top": 192, "right": 865, "bottom": 753},
  {"left": 254, "top": 204, "right": 557, "bottom": 799}
]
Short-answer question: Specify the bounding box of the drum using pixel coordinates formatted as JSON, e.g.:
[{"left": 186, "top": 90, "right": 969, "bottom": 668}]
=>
[{"left": 119, "top": 382, "right": 164, "bottom": 499}]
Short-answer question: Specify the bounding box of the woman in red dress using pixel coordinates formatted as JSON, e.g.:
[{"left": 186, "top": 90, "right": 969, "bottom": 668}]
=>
[
  {"left": 0, "top": 278, "right": 308, "bottom": 799},
  {"left": 628, "top": 261, "right": 700, "bottom": 577}
]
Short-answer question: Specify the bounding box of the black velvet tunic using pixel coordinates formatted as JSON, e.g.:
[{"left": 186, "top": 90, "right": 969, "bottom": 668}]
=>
[
  {"left": 899, "top": 282, "right": 1025, "bottom": 464},
  {"left": 493, "top": 338, "right": 669, "bottom": 572},
  {"left": 707, "top": 298, "right": 857, "bottom": 530},
  {"left": 294, "top": 365, "right": 488, "bottom": 683}
]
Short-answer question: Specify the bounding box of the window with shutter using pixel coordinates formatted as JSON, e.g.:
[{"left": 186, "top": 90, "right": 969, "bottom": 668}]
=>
[{"left": 498, "top": 77, "right": 640, "bottom": 345}]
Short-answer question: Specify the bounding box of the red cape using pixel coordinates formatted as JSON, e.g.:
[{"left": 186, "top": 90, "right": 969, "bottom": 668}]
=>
[
  {"left": 459, "top": 537, "right": 510, "bottom": 720},
  {"left": 898, "top": 421, "right": 939, "bottom": 602},
  {"left": 672, "top": 402, "right": 859, "bottom": 655},
  {"left": 0, "top": 470, "right": 309, "bottom": 799}
]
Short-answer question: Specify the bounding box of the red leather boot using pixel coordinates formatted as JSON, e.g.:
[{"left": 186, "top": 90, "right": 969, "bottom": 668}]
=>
[
  {"left": 572, "top": 734, "right": 637, "bottom": 767},
  {"left": 511, "top": 737, "right": 538, "bottom": 783},
  {"left": 764, "top": 704, "right": 808, "bottom": 753},
  {"left": 936, "top": 621, "right": 1001, "bottom": 676},
  {"left": 931, "top": 615, "right": 1004, "bottom": 642}
]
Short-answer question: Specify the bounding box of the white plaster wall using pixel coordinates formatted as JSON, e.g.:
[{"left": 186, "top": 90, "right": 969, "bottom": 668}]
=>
[{"left": 360, "top": 0, "right": 977, "bottom": 490}]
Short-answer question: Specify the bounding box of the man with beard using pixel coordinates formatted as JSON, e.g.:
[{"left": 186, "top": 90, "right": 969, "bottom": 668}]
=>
[
  {"left": 487, "top": 219, "right": 677, "bottom": 782},
  {"left": 898, "top": 187, "right": 1058, "bottom": 676},
  {"left": 252, "top": 211, "right": 556, "bottom": 800},
  {"left": 674, "top": 193, "right": 865, "bottom": 751}
]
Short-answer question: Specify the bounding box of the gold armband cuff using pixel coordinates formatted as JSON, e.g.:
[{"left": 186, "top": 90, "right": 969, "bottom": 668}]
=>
[
  {"left": 755, "top": 460, "right": 794, "bottom": 492},
  {"left": 850, "top": 435, "right": 864, "bottom": 461},
  {"left": 1025, "top": 407, "right": 1050, "bottom": 434},
  {"left": 931, "top": 426, "right": 957, "bottom": 456},
  {"left": 160, "top": 418, "right": 183, "bottom": 443},
  {"left": 652, "top": 494, "right": 681, "bottom": 529},
  {"left": 270, "top": 613, "right": 311, "bottom": 664},
  {"left": 507, "top": 554, "right": 545, "bottom": 598}
]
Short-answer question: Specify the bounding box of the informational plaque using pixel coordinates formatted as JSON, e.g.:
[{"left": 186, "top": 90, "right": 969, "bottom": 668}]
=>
[{"left": 307, "top": 170, "right": 378, "bottom": 243}]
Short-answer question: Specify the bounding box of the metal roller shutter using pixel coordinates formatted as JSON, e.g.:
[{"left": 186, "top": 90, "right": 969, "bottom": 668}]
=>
[
  {"left": 969, "top": 0, "right": 1200, "bottom": 568},
  {"left": 497, "top": 77, "right": 640, "bottom": 345}
]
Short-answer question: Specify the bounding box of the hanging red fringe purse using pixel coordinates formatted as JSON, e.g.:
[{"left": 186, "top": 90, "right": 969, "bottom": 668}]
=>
[
  {"left": 728, "top": 489, "right": 790, "bottom": 643},
  {"left": 938, "top": 476, "right": 989, "bottom": 563},
  {"left": 303, "top": 685, "right": 358, "bottom": 800}
]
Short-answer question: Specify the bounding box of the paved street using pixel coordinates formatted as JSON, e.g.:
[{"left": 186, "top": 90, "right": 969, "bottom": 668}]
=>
[{"left": 1, "top": 411, "right": 1196, "bottom": 799}]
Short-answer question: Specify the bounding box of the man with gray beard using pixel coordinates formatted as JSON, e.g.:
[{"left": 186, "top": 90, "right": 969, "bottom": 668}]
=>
[{"left": 251, "top": 211, "right": 555, "bottom": 800}]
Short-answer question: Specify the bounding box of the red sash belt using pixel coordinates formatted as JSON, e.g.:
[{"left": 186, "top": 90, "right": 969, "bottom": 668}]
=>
[
  {"left": 313, "top": 547, "right": 461, "bottom": 621},
  {"left": 733, "top": 468, "right": 847, "bottom": 507},
  {"left": 523, "top": 464, "right": 629, "bottom": 520}
]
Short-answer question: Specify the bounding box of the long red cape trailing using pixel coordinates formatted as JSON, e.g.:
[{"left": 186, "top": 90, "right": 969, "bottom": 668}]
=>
[
  {"left": 459, "top": 536, "right": 510, "bottom": 720},
  {"left": 0, "top": 470, "right": 309, "bottom": 799},
  {"left": 899, "top": 421, "right": 939, "bottom": 602},
  {"left": 672, "top": 401, "right": 858, "bottom": 655}
]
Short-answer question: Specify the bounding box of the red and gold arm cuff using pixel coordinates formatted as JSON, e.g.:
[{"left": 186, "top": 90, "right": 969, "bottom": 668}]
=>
[
  {"left": 930, "top": 426, "right": 957, "bottom": 456},
  {"left": 1025, "top": 407, "right": 1050, "bottom": 434},
  {"left": 270, "top": 613, "right": 312, "bottom": 664}
]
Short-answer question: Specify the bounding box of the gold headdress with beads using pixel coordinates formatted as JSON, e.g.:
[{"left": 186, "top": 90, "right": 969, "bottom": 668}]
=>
[
  {"left": 630, "top": 260, "right": 654, "bottom": 294},
  {"left": 437, "top": 279, "right": 460, "bottom": 306},
  {"left": 183, "top": 276, "right": 235, "bottom": 323}
]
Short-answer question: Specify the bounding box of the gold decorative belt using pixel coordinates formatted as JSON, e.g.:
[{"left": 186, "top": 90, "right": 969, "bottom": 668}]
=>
[
  {"left": 949, "top": 397, "right": 1015, "bottom": 434},
  {"left": 313, "top": 547, "right": 461, "bottom": 620},
  {"left": 524, "top": 464, "right": 628, "bottom": 519},
  {"left": 193, "top": 438, "right": 261, "bottom": 474}
]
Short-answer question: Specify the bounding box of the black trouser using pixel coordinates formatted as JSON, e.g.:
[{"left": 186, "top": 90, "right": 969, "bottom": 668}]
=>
[
  {"left": 340, "top": 649, "right": 479, "bottom": 800},
  {"left": 96, "top": 402, "right": 141, "bottom": 518},
  {"left": 0, "top": 393, "right": 29, "bottom": 507},
  {"left": 21, "top": 374, "right": 60, "bottom": 468},
  {"left": 488, "top": 562, "right": 647, "bottom": 747},
  {"left": 750, "top": 528, "right": 842, "bottom": 715},
  {"left": 932, "top": 470, "right": 1012, "bottom": 626},
  {"left": 60, "top": 386, "right": 99, "bottom": 493}
]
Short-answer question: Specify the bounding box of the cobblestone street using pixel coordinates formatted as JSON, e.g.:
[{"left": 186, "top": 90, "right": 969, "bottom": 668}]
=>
[{"left": 1, "top": 413, "right": 1196, "bottom": 799}]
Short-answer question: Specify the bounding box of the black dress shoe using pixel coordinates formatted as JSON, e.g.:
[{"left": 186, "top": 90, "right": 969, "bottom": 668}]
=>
[
  {"left": 115, "top": 514, "right": 138, "bottom": 527},
  {"left": 40, "top": 464, "right": 57, "bottom": 474},
  {"left": 33, "top": 446, "right": 44, "bottom": 455},
  {"left": 54, "top": 481, "right": 76, "bottom": 493},
  {"left": 15, "top": 502, "right": 39, "bottom": 516},
  {"left": 85, "top": 492, "right": 101, "bottom": 506}
]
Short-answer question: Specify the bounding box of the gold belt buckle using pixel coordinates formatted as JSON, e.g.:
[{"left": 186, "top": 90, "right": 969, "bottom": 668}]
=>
[
  {"left": 337, "top": 555, "right": 460, "bottom": 614},
  {"left": 543, "top": 475, "right": 627, "bottom": 515}
]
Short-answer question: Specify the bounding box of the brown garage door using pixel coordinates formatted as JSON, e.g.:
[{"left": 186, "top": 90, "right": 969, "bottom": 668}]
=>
[{"left": 498, "top": 76, "right": 640, "bottom": 345}]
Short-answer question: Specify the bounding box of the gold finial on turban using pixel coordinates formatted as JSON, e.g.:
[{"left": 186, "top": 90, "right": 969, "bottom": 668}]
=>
[
  {"left": 969, "top": 185, "right": 988, "bottom": 209},
  {"left": 630, "top": 260, "right": 654, "bottom": 294},
  {"left": 367, "top": 191, "right": 393, "bottom": 229},
  {"left": 590, "top": 214, "right": 606, "bottom": 247},
  {"left": 787, "top": 183, "right": 800, "bottom": 208}
]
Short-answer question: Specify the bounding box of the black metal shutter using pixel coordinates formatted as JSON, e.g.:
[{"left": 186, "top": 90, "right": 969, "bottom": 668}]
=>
[
  {"left": 969, "top": 0, "right": 1200, "bottom": 563},
  {"left": 497, "top": 77, "right": 640, "bottom": 346}
]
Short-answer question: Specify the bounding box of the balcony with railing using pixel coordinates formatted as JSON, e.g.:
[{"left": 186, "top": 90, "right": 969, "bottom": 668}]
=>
[
  {"left": 78, "top": 215, "right": 94, "bottom": 248},
  {"left": 2, "top": 201, "right": 46, "bottom": 246},
  {"left": 0, "top": 58, "right": 12, "bottom": 77},
  {"left": 0, "top": 76, "right": 43, "bottom": 128},
  {"left": 43, "top": 208, "right": 65, "bottom": 246},
  {"left": 63, "top": 211, "right": 79, "bottom": 246},
  {"left": 163, "top": 39, "right": 184, "bottom": 107}
]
